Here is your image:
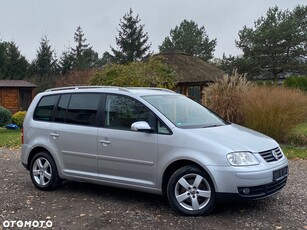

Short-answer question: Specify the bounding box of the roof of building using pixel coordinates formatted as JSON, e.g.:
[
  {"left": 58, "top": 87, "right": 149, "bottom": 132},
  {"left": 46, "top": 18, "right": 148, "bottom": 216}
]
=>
[
  {"left": 157, "top": 52, "right": 225, "bottom": 83},
  {"left": 0, "top": 80, "right": 36, "bottom": 88}
]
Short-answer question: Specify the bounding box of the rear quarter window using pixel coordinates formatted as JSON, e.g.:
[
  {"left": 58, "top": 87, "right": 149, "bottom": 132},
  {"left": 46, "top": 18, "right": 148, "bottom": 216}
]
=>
[{"left": 33, "top": 95, "right": 59, "bottom": 121}]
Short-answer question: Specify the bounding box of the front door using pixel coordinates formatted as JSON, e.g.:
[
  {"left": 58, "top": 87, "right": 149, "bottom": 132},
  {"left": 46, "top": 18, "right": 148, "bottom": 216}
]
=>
[{"left": 98, "top": 94, "right": 158, "bottom": 187}]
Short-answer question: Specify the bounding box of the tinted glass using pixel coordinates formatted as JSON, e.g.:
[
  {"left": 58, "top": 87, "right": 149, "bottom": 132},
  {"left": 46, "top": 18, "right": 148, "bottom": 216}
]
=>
[
  {"left": 65, "top": 94, "right": 100, "bottom": 126},
  {"left": 105, "top": 95, "right": 154, "bottom": 130},
  {"left": 33, "top": 95, "right": 59, "bottom": 121},
  {"left": 54, "top": 94, "right": 71, "bottom": 123}
]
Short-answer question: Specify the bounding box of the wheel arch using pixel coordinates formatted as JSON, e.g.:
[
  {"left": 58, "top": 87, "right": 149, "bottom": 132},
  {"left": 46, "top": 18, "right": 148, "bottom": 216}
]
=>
[
  {"left": 161, "top": 160, "right": 215, "bottom": 196},
  {"left": 27, "top": 146, "right": 52, "bottom": 170}
]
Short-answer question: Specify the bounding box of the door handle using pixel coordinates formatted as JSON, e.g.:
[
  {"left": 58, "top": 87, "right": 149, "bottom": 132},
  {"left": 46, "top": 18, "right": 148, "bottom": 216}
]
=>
[
  {"left": 99, "top": 139, "right": 111, "bottom": 146},
  {"left": 50, "top": 133, "right": 59, "bottom": 138}
]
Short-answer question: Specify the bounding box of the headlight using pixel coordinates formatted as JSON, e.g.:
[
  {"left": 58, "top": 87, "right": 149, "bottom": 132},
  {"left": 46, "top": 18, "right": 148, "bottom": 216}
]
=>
[{"left": 227, "top": 152, "right": 259, "bottom": 166}]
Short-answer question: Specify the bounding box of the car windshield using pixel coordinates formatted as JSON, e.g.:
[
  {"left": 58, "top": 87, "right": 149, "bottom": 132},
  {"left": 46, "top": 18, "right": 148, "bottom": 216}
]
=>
[{"left": 142, "top": 94, "right": 227, "bottom": 128}]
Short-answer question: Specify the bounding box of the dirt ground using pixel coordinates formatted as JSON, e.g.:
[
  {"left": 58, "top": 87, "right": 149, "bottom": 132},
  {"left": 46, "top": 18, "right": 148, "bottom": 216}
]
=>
[{"left": 0, "top": 148, "right": 306, "bottom": 230}]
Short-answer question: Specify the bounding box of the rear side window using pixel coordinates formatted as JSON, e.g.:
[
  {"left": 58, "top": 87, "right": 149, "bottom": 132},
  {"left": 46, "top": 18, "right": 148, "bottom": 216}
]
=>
[
  {"left": 54, "top": 94, "right": 71, "bottom": 123},
  {"left": 65, "top": 94, "right": 100, "bottom": 126},
  {"left": 34, "top": 93, "right": 101, "bottom": 126},
  {"left": 33, "top": 95, "right": 59, "bottom": 121}
]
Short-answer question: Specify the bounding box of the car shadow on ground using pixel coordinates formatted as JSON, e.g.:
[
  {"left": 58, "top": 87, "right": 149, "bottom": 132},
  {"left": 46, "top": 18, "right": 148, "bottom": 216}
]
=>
[{"left": 52, "top": 180, "right": 275, "bottom": 216}]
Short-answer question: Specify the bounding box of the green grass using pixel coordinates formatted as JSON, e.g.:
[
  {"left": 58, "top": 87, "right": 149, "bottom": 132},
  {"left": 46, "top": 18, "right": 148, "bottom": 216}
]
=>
[
  {"left": 0, "top": 128, "right": 22, "bottom": 149},
  {"left": 286, "top": 122, "right": 307, "bottom": 147},
  {"left": 281, "top": 145, "right": 307, "bottom": 160},
  {"left": 293, "top": 122, "right": 307, "bottom": 134}
]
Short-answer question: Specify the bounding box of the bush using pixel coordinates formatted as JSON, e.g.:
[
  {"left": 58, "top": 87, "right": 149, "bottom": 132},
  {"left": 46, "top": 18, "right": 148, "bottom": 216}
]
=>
[
  {"left": 0, "top": 106, "right": 12, "bottom": 126},
  {"left": 12, "top": 111, "right": 27, "bottom": 128},
  {"left": 283, "top": 76, "right": 307, "bottom": 91},
  {"left": 90, "top": 56, "right": 177, "bottom": 89},
  {"left": 56, "top": 69, "right": 95, "bottom": 88},
  {"left": 204, "top": 73, "right": 307, "bottom": 143},
  {"left": 240, "top": 86, "right": 307, "bottom": 142},
  {"left": 203, "top": 70, "right": 253, "bottom": 123}
]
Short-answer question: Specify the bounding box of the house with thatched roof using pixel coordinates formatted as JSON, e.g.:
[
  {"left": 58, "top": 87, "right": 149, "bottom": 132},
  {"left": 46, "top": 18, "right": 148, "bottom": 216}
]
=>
[
  {"left": 158, "top": 52, "right": 225, "bottom": 102},
  {"left": 0, "top": 80, "right": 36, "bottom": 114}
]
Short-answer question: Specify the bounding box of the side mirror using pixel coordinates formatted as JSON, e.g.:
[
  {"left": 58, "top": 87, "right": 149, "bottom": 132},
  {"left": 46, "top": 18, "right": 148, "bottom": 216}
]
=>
[{"left": 131, "top": 121, "right": 153, "bottom": 132}]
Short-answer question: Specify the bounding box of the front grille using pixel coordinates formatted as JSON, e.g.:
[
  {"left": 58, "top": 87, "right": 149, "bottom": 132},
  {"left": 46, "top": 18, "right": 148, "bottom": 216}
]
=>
[
  {"left": 259, "top": 147, "right": 283, "bottom": 162},
  {"left": 238, "top": 177, "right": 287, "bottom": 199}
]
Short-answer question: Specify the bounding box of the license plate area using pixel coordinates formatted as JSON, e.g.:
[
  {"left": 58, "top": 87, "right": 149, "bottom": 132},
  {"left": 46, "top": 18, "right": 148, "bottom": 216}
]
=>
[{"left": 273, "top": 166, "right": 288, "bottom": 181}]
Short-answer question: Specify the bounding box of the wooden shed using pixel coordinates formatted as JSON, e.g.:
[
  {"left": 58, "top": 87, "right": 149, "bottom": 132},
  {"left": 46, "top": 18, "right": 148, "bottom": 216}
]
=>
[
  {"left": 0, "top": 80, "right": 36, "bottom": 114},
  {"left": 158, "top": 53, "right": 225, "bottom": 102}
]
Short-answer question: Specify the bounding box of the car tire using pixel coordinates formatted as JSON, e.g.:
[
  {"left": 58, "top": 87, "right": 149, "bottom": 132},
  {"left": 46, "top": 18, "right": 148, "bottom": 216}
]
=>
[
  {"left": 30, "top": 151, "right": 61, "bottom": 191},
  {"left": 167, "top": 165, "right": 216, "bottom": 216}
]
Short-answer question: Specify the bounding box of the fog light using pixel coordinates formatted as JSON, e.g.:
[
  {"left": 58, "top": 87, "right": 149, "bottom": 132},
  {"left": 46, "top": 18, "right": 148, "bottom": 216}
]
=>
[{"left": 242, "top": 188, "right": 250, "bottom": 195}]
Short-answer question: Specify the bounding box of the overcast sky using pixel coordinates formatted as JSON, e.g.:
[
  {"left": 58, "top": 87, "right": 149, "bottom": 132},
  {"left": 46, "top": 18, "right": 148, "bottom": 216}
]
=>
[{"left": 0, "top": 0, "right": 306, "bottom": 62}]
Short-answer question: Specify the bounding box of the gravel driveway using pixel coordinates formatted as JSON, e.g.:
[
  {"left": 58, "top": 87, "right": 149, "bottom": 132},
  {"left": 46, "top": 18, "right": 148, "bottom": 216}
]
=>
[{"left": 0, "top": 148, "right": 306, "bottom": 230}]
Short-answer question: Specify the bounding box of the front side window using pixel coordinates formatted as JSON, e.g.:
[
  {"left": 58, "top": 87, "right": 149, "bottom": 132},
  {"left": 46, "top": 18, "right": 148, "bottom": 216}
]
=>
[
  {"left": 143, "top": 94, "right": 227, "bottom": 129},
  {"left": 33, "top": 95, "right": 59, "bottom": 121},
  {"left": 105, "top": 94, "right": 154, "bottom": 130}
]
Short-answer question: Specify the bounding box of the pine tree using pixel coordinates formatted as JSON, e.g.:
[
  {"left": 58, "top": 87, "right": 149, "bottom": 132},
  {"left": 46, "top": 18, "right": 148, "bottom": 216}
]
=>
[
  {"left": 111, "top": 8, "right": 151, "bottom": 64},
  {"left": 72, "top": 26, "right": 89, "bottom": 69},
  {"left": 236, "top": 5, "right": 307, "bottom": 79},
  {"left": 4, "top": 42, "right": 29, "bottom": 79},
  {"left": 59, "top": 48, "right": 74, "bottom": 75},
  {"left": 71, "top": 26, "right": 99, "bottom": 70},
  {"left": 34, "top": 36, "right": 58, "bottom": 77},
  {"left": 0, "top": 39, "right": 8, "bottom": 78},
  {"left": 159, "top": 20, "right": 217, "bottom": 61},
  {"left": 100, "top": 51, "right": 113, "bottom": 66}
]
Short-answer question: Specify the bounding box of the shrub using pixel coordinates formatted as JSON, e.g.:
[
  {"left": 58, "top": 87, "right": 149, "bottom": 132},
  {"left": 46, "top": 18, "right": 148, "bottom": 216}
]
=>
[
  {"left": 283, "top": 76, "right": 307, "bottom": 91},
  {"left": 203, "top": 70, "right": 253, "bottom": 123},
  {"left": 12, "top": 111, "right": 27, "bottom": 128},
  {"left": 90, "top": 56, "right": 177, "bottom": 89},
  {"left": 204, "top": 73, "right": 307, "bottom": 143},
  {"left": 56, "top": 69, "right": 95, "bottom": 88},
  {"left": 0, "top": 106, "right": 12, "bottom": 126},
  {"left": 240, "top": 86, "right": 307, "bottom": 142}
]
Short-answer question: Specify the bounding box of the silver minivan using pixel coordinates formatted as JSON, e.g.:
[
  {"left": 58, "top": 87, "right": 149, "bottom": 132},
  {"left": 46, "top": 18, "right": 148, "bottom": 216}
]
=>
[{"left": 21, "top": 86, "right": 288, "bottom": 216}]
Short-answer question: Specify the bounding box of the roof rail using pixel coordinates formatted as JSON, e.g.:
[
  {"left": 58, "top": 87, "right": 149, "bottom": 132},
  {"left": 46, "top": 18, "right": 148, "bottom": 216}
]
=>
[
  {"left": 45, "top": 86, "right": 130, "bottom": 92},
  {"left": 126, "top": 87, "right": 175, "bottom": 93}
]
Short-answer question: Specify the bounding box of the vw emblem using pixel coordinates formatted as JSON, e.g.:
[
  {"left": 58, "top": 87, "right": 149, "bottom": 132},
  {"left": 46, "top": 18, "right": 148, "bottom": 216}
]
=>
[{"left": 272, "top": 150, "right": 279, "bottom": 160}]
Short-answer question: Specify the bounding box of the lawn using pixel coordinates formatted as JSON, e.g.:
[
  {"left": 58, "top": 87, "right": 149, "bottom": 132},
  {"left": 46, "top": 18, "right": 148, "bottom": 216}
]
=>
[
  {"left": 0, "top": 125, "right": 306, "bottom": 159},
  {"left": 282, "top": 122, "right": 307, "bottom": 159},
  {"left": 281, "top": 145, "right": 307, "bottom": 159},
  {"left": 0, "top": 128, "right": 22, "bottom": 149}
]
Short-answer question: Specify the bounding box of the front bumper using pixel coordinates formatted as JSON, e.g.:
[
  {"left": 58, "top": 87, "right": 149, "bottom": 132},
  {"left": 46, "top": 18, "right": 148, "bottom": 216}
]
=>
[
  {"left": 207, "top": 157, "right": 288, "bottom": 199},
  {"left": 237, "top": 176, "right": 287, "bottom": 199}
]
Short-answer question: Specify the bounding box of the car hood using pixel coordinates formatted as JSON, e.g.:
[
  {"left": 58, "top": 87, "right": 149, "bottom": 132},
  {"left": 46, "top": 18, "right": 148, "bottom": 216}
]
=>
[{"left": 184, "top": 124, "right": 278, "bottom": 153}]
